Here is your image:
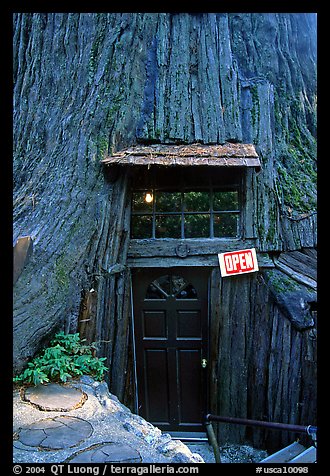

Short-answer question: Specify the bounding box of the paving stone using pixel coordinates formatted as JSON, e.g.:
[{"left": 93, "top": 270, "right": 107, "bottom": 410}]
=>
[
  {"left": 24, "top": 383, "right": 86, "bottom": 411},
  {"left": 67, "top": 443, "right": 142, "bottom": 463},
  {"left": 18, "top": 416, "right": 93, "bottom": 450}
]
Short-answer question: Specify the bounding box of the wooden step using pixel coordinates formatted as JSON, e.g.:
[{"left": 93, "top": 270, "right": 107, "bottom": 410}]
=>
[
  {"left": 261, "top": 442, "right": 307, "bottom": 463},
  {"left": 290, "top": 446, "right": 316, "bottom": 463}
]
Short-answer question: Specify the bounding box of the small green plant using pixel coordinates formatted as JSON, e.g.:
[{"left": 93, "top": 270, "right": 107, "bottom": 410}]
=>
[{"left": 13, "top": 332, "right": 108, "bottom": 386}]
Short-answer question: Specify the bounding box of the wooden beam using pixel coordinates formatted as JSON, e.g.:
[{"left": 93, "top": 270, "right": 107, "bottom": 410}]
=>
[
  {"left": 128, "top": 238, "right": 257, "bottom": 259},
  {"left": 273, "top": 258, "right": 317, "bottom": 290},
  {"left": 128, "top": 255, "right": 218, "bottom": 267},
  {"left": 128, "top": 246, "right": 274, "bottom": 269},
  {"left": 277, "top": 251, "right": 317, "bottom": 281}
]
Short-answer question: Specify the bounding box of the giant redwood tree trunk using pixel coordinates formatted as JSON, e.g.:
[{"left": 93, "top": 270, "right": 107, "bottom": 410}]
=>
[
  {"left": 13, "top": 13, "right": 317, "bottom": 443},
  {"left": 13, "top": 13, "right": 152, "bottom": 374}
]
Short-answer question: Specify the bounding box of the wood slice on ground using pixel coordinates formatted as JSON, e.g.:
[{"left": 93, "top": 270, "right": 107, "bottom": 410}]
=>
[
  {"left": 66, "top": 442, "right": 142, "bottom": 463},
  {"left": 23, "top": 383, "right": 87, "bottom": 411},
  {"left": 18, "top": 416, "right": 93, "bottom": 449}
]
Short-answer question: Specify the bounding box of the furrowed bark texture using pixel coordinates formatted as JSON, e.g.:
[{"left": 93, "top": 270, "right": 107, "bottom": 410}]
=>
[
  {"left": 13, "top": 13, "right": 151, "bottom": 375},
  {"left": 13, "top": 13, "right": 317, "bottom": 446},
  {"left": 212, "top": 271, "right": 316, "bottom": 449}
]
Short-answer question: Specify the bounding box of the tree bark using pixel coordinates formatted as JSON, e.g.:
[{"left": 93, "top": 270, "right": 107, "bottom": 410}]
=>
[{"left": 213, "top": 271, "right": 316, "bottom": 450}]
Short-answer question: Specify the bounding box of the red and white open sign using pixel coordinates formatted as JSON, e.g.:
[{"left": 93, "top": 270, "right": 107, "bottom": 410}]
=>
[{"left": 218, "top": 248, "right": 259, "bottom": 277}]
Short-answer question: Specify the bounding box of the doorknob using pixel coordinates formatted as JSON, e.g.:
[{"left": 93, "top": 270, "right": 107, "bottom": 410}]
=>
[{"left": 201, "top": 358, "right": 207, "bottom": 368}]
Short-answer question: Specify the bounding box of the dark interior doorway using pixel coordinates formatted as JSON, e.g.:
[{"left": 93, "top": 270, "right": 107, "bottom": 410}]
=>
[{"left": 132, "top": 267, "right": 210, "bottom": 437}]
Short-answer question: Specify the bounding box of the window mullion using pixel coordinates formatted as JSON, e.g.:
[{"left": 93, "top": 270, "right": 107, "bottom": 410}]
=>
[
  {"left": 152, "top": 189, "right": 156, "bottom": 238},
  {"left": 210, "top": 186, "right": 214, "bottom": 238}
]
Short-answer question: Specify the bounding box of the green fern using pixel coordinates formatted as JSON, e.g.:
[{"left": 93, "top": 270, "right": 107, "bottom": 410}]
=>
[{"left": 13, "top": 332, "right": 108, "bottom": 386}]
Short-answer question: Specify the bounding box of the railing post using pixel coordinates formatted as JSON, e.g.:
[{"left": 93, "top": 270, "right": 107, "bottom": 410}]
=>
[{"left": 205, "top": 421, "right": 221, "bottom": 463}]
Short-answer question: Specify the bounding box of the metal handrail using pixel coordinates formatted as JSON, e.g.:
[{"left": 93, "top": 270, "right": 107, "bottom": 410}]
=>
[{"left": 204, "top": 414, "right": 317, "bottom": 464}]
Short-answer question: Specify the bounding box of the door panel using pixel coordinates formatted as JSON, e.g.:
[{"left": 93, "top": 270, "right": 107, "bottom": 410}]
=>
[
  {"left": 133, "top": 267, "right": 209, "bottom": 434},
  {"left": 144, "top": 349, "right": 170, "bottom": 423},
  {"left": 177, "top": 349, "right": 203, "bottom": 425},
  {"left": 143, "top": 310, "right": 167, "bottom": 339},
  {"left": 177, "top": 310, "right": 201, "bottom": 339}
]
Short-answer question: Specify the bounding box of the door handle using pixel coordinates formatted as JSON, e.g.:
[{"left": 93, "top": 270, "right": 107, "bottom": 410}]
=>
[{"left": 201, "top": 358, "right": 207, "bottom": 368}]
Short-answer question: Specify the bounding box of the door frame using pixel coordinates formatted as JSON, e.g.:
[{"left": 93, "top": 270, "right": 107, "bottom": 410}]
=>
[{"left": 130, "top": 266, "right": 211, "bottom": 437}]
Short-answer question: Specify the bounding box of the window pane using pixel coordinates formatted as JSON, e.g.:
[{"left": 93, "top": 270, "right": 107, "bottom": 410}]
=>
[
  {"left": 184, "top": 191, "right": 210, "bottom": 212},
  {"left": 155, "top": 215, "right": 182, "bottom": 238},
  {"left": 131, "top": 215, "right": 152, "bottom": 238},
  {"left": 213, "top": 191, "right": 238, "bottom": 211},
  {"left": 175, "top": 283, "right": 198, "bottom": 299},
  {"left": 184, "top": 214, "right": 210, "bottom": 238},
  {"left": 213, "top": 213, "right": 238, "bottom": 237},
  {"left": 156, "top": 191, "right": 181, "bottom": 212},
  {"left": 132, "top": 192, "right": 153, "bottom": 212},
  {"left": 172, "top": 275, "right": 188, "bottom": 295}
]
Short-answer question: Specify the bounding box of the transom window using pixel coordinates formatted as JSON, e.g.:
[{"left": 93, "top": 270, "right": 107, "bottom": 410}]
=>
[
  {"left": 131, "top": 186, "right": 240, "bottom": 239},
  {"left": 146, "top": 275, "right": 197, "bottom": 300}
]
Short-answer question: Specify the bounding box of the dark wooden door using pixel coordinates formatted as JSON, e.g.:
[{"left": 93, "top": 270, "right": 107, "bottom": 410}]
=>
[{"left": 132, "top": 267, "right": 209, "bottom": 435}]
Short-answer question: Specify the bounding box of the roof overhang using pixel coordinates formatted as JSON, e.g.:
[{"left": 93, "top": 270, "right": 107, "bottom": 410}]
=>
[{"left": 101, "top": 143, "right": 261, "bottom": 171}]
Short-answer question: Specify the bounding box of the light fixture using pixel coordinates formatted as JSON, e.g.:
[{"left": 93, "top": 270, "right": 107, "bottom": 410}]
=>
[{"left": 145, "top": 192, "right": 153, "bottom": 203}]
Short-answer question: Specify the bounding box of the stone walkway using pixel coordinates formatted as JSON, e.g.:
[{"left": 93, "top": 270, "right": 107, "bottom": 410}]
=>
[{"left": 13, "top": 377, "right": 205, "bottom": 464}]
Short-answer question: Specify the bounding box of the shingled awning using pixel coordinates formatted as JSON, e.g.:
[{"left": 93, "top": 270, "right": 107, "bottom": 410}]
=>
[{"left": 101, "top": 143, "right": 261, "bottom": 170}]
